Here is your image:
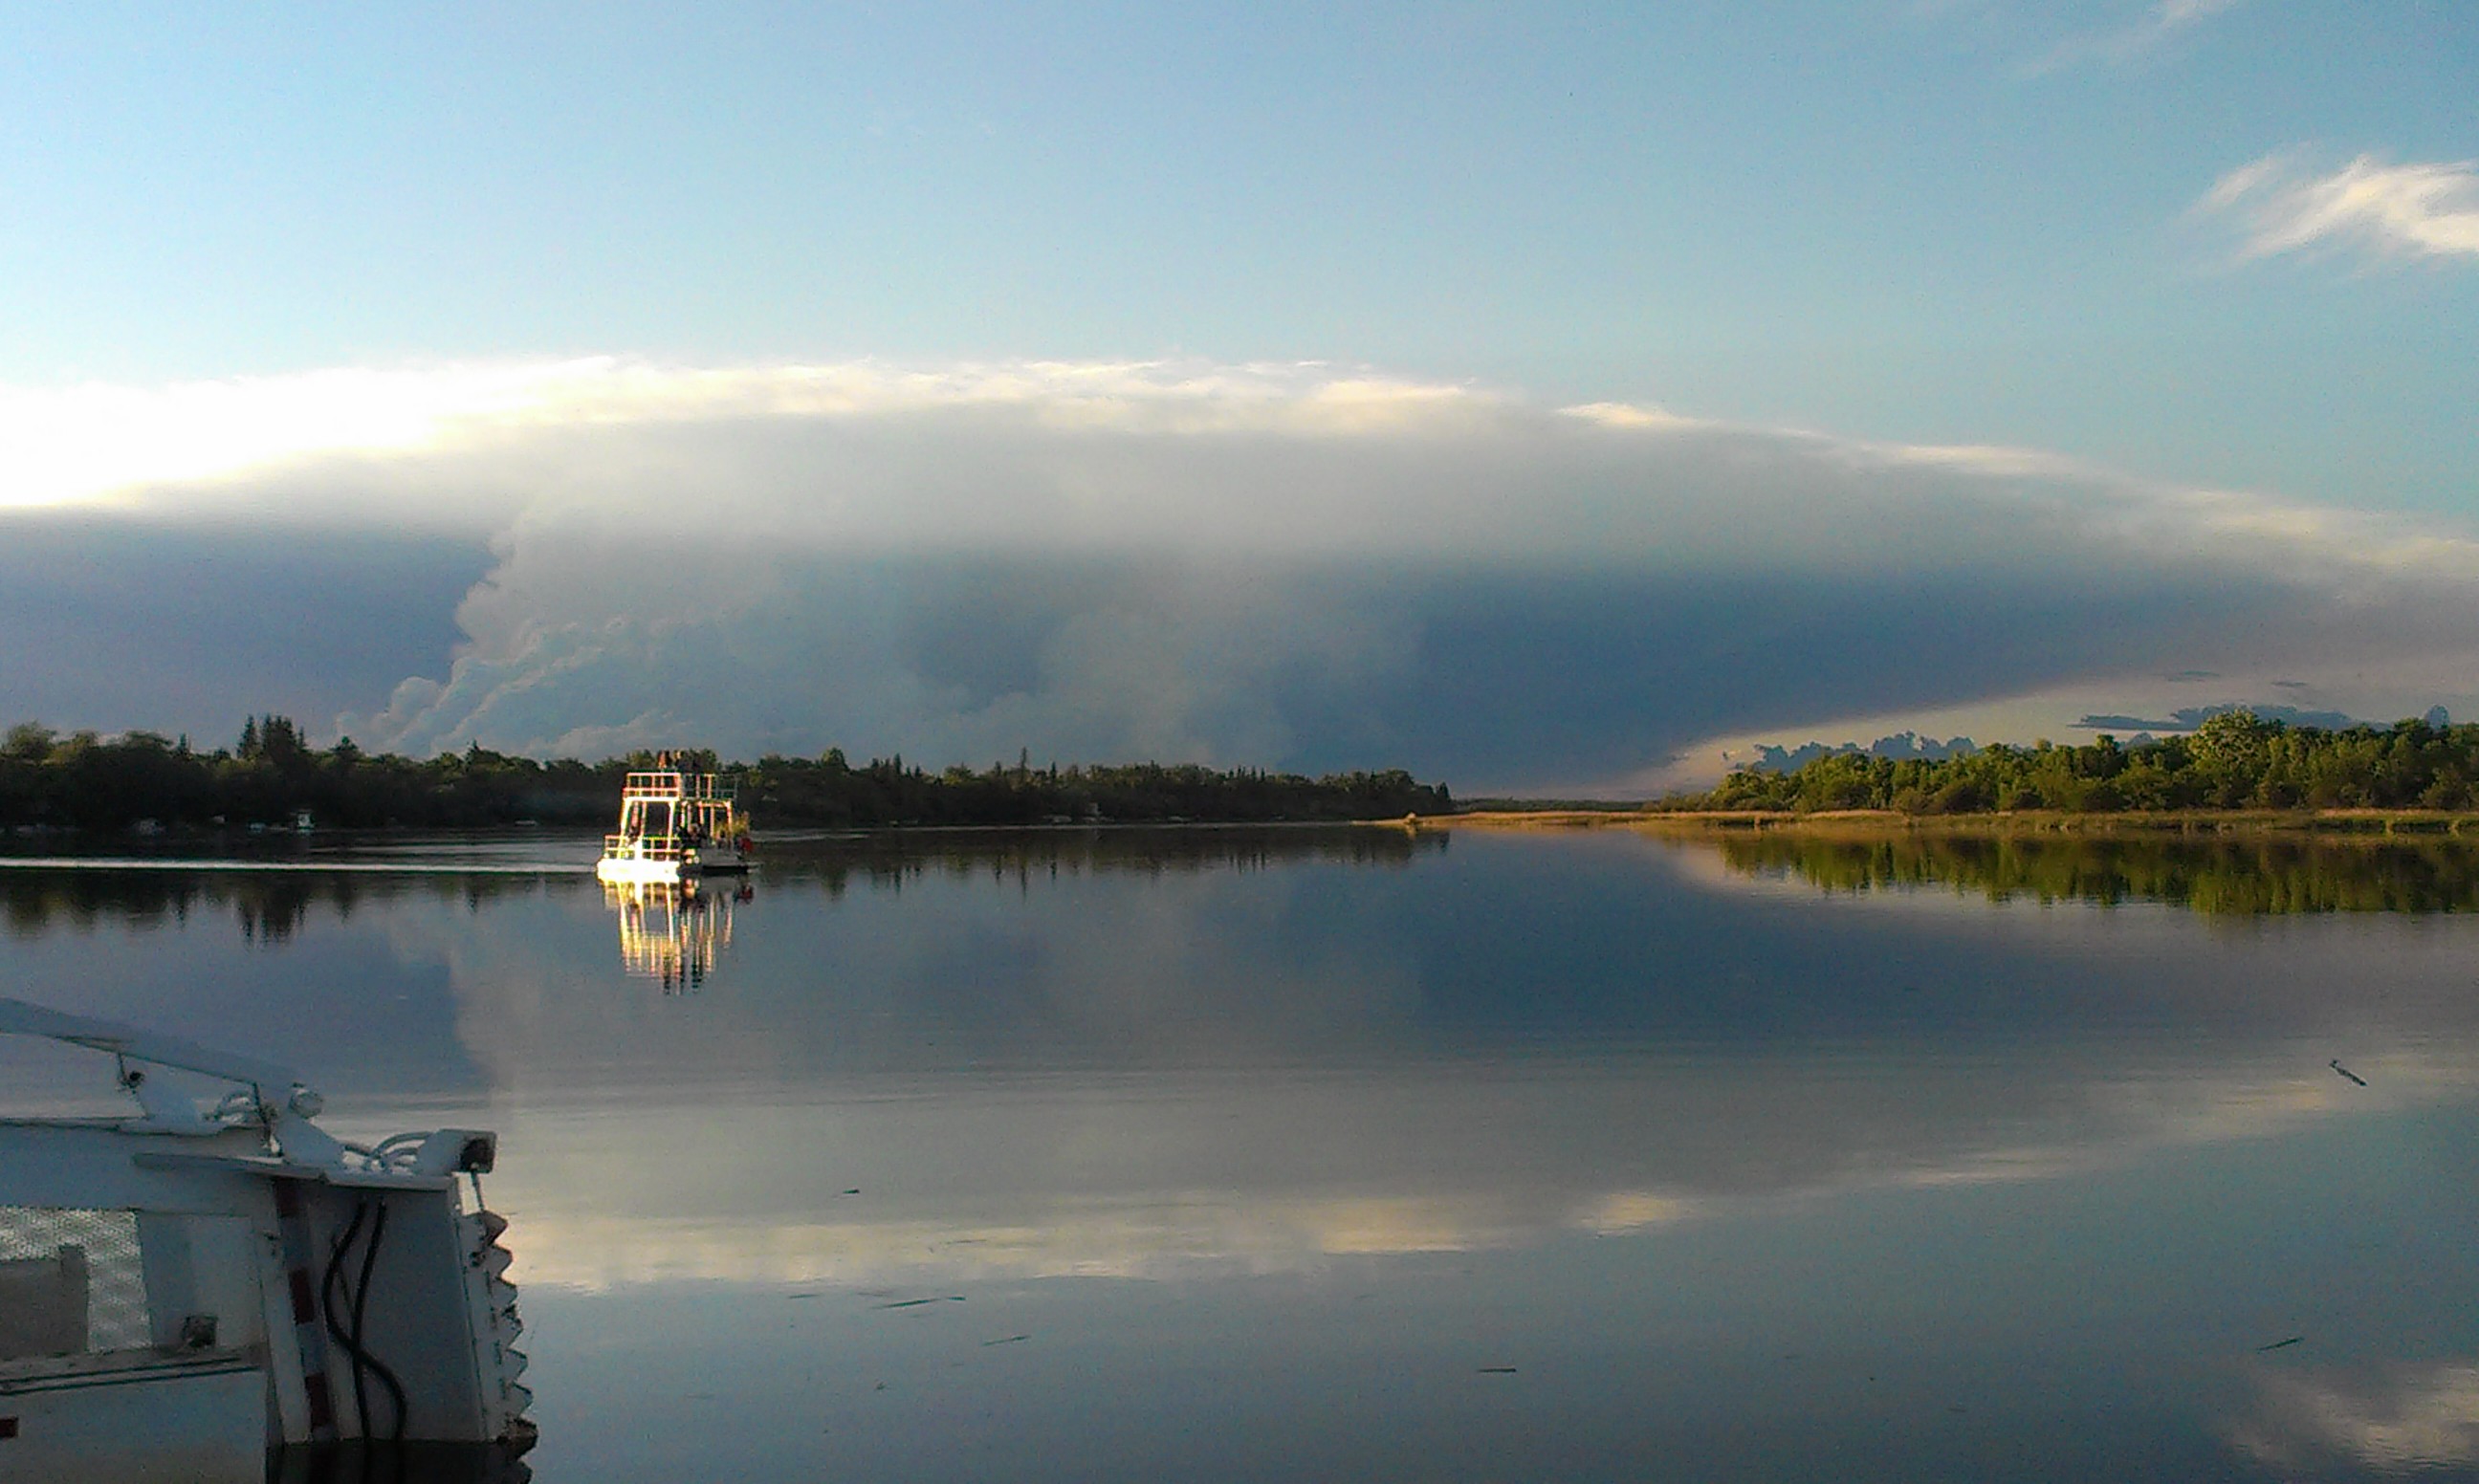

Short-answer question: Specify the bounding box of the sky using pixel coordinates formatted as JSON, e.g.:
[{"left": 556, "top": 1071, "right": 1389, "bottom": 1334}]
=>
[{"left": 2, "top": 1, "right": 2474, "bottom": 791}]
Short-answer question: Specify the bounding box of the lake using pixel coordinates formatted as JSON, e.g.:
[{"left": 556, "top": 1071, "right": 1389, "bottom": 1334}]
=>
[{"left": 4, "top": 824, "right": 2477, "bottom": 1481}]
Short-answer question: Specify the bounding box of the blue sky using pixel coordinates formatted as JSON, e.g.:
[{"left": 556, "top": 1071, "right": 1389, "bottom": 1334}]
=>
[{"left": 3, "top": 2, "right": 2475, "bottom": 788}]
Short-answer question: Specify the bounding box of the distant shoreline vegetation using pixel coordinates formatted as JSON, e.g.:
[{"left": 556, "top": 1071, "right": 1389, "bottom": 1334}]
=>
[
  {"left": 0, "top": 717, "right": 1452, "bottom": 834},
  {"left": 1671, "top": 710, "right": 2474, "bottom": 816}
]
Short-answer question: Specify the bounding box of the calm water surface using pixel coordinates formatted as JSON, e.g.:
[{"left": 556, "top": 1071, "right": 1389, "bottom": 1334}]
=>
[{"left": 4, "top": 826, "right": 2476, "bottom": 1481}]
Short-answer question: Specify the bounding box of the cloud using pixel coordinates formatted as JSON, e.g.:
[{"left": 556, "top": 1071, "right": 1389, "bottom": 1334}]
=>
[
  {"left": 11, "top": 358, "right": 2479, "bottom": 786},
  {"left": 0, "top": 518, "right": 488, "bottom": 739},
  {"left": 2072, "top": 703, "right": 2371, "bottom": 732},
  {"left": 0, "top": 359, "right": 1499, "bottom": 523},
  {"left": 2200, "top": 151, "right": 2479, "bottom": 265},
  {"left": 2029, "top": 0, "right": 2244, "bottom": 71}
]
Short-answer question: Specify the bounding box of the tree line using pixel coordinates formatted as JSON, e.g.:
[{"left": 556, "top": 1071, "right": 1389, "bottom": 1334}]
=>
[
  {"left": 1674, "top": 711, "right": 2479, "bottom": 815},
  {"left": 0, "top": 718, "right": 1451, "bottom": 833},
  {"left": 736, "top": 749, "right": 1449, "bottom": 828}
]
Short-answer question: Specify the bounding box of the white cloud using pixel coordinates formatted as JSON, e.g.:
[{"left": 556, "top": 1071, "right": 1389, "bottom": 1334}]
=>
[
  {"left": 0, "top": 359, "right": 1499, "bottom": 521},
  {"left": 2029, "top": 0, "right": 2244, "bottom": 71},
  {"left": 10, "top": 356, "right": 2468, "bottom": 578},
  {"left": 2155, "top": 0, "right": 2243, "bottom": 28},
  {"left": 2201, "top": 151, "right": 2479, "bottom": 264}
]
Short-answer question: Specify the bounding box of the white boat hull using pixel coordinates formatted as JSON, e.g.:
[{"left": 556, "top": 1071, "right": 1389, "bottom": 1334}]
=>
[
  {"left": 596, "top": 855, "right": 751, "bottom": 885},
  {"left": 596, "top": 855, "right": 695, "bottom": 885}
]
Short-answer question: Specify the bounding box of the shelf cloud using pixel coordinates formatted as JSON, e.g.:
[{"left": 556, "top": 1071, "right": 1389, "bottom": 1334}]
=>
[{"left": 11, "top": 358, "right": 2479, "bottom": 787}]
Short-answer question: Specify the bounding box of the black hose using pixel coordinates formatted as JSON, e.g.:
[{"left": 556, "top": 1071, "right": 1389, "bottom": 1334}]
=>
[
  {"left": 321, "top": 1202, "right": 372, "bottom": 1441},
  {"left": 321, "top": 1198, "right": 412, "bottom": 1446},
  {"left": 351, "top": 1200, "right": 381, "bottom": 1440},
  {"left": 351, "top": 1201, "right": 412, "bottom": 1444}
]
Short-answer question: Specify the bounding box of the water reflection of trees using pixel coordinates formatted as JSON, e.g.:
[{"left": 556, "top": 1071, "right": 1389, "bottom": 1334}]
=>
[
  {"left": 0, "top": 871, "right": 561, "bottom": 938},
  {"left": 1712, "top": 831, "right": 2479, "bottom": 913},
  {"left": 763, "top": 825, "right": 1446, "bottom": 898},
  {"left": 0, "top": 827, "right": 1438, "bottom": 929}
]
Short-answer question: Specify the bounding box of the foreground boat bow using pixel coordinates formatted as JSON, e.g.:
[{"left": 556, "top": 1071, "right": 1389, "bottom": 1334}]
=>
[{"left": 0, "top": 997, "right": 533, "bottom": 1481}]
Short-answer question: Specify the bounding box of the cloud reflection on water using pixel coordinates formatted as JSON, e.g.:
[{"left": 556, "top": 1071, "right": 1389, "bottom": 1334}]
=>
[
  {"left": 8, "top": 830, "right": 2479, "bottom": 1478},
  {"left": 8, "top": 830, "right": 2478, "bottom": 1298},
  {"left": 469, "top": 1040, "right": 2474, "bottom": 1293},
  {"left": 333, "top": 827, "right": 2479, "bottom": 1291},
  {"left": 2232, "top": 1361, "right": 2479, "bottom": 1474}
]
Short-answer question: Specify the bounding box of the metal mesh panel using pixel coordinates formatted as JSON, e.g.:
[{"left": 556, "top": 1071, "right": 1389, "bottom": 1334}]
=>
[{"left": 0, "top": 1206, "right": 152, "bottom": 1352}]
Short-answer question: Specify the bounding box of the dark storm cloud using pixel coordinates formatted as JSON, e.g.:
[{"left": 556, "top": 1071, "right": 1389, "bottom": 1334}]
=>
[{"left": 0, "top": 518, "right": 489, "bottom": 743}]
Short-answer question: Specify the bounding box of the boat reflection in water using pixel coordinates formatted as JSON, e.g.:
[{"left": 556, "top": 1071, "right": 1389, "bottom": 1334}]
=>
[{"left": 606, "top": 879, "right": 748, "bottom": 992}]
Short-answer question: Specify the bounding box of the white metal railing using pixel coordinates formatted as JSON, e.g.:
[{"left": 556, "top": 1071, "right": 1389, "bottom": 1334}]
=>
[
  {"left": 607, "top": 771, "right": 744, "bottom": 868},
  {"left": 620, "top": 772, "right": 735, "bottom": 802}
]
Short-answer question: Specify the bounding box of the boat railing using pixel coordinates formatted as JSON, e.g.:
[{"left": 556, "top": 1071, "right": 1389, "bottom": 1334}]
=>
[
  {"left": 603, "top": 831, "right": 698, "bottom": 860},
  {"left": 620, "top": 771, "right": 735, "bottom": 802}
]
